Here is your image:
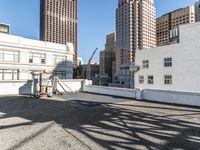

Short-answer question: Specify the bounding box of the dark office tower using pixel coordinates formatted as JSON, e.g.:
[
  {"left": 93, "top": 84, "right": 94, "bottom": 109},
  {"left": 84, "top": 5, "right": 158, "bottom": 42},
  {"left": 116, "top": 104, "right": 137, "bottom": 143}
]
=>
[{"left": 40, "top": 0, "right": 78, "bottom": 67}]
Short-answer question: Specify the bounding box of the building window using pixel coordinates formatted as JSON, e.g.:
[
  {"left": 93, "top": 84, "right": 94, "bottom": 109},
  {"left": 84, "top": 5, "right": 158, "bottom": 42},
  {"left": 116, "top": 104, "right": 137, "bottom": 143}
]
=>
[
  {"left": 54, "top": 71, "right": 66, "bottom": 79},
  {"left": 148, "top": 75, "right": 154, "bottom": 84},
  {"left": 164, "top": 57, "right": 172, "bottom": 67},
  {"left": 29, "top": 52, "right": 46, "bottom": 64},
  {"left": 53, "top": 55, "right": 67, "bottom": 65},
  {"left": 0, "top": 69, "right": 19, "bottom": 80},
  {"left": 0, "top": 50, "right": 19, "bottom": 63},
  {"left": 143, "top": 60, "right": 149, "bottom": 68},
  {"left": 164, "top": 75, "right": 172, "bottom": 85},
  {"left": 139, "top": 76, "right": 144, "bottom": 84}
]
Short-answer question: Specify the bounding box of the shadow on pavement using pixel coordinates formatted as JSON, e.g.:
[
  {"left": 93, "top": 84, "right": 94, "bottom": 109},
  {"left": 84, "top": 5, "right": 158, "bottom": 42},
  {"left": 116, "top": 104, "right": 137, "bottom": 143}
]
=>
[{"left": 0, "top": 95, "right": 200, "bottom": 150}]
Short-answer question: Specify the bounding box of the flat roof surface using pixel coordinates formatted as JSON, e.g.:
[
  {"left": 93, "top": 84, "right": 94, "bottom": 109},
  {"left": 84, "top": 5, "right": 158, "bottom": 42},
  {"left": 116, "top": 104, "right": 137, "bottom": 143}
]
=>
[{"left": 0, "top": 92, "right": 200, "bottom": 150}]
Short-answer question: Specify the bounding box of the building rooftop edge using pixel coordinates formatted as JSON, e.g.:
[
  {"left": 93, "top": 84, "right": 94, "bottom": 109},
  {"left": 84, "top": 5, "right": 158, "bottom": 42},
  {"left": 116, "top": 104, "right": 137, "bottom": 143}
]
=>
[
  {"left": 0, "top": 23, "right": 10, "bottom": 26},
  {"left": 157, "top": 5, "right": 194, "bottom": 19},
  {"left": 0, "top": 33, "right": 74, "bottom": 53}
]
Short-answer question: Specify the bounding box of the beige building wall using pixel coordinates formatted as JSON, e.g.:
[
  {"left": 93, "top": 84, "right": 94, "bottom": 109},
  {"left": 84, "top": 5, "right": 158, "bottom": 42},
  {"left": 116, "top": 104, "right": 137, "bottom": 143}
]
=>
[
  {"left": 138, "top": 0, "right": 156, "bottom": 50},
  {"left": 40, "top": 0, "right": 78, "bottom": 67},
  {"left": 157, "top": 6, "right": 195, "bottom": 47},
  {"left": 156, "top": 15, "right": 170, "bottom": 47},
  {"left": 105, "top": 33, "right": 116, "bottom": 52},
  {"left": 99, "top": 32, "right": 116, "bottom": 82},
  {"left": 99, "top": 51, "right": 112, "bottom": 74},
  {"left": 171, "top": 6, "right": 195, "bottom": 28},
  {"left": 99, "top": 51, "right": 106, "bottom": 75}
]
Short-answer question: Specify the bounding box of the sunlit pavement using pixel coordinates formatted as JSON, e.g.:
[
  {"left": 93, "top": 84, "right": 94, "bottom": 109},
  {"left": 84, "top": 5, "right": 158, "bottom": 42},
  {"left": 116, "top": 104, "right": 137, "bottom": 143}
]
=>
[{"left": 0, "top": 93, "right": 200, "bottom": 150}]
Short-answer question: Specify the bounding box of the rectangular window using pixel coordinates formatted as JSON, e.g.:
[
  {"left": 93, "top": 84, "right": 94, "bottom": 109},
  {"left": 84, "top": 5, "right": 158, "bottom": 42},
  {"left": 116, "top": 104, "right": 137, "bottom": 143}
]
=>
[
  {"left": 0, "top": 51, "right": 2, "bottom": 62},
  {"left": 148, "top": 75, "right": 154, "bottom": 84},
  {"left": 53, "top": 55, "right": 67, "bottom": 65},
  {"left": 29, "top": 52, "right": 46, "bottom": 64},
  {"left": 0, "top": 50, "right": 19, "bottom": 62},
  {"left": 143, "top": 60, "right": 149, "bottom": 68},
  {"left": 139, "top": 76, "right": 144, "bottom": 84},
  {"left": 0, "top": 69, "right": 19, "bottom": 80},
  {"left": 0, "top": 70, "right": 3, "bottom": 80},
  {"left": 4, "top": 51, "right": 14, "bottom": 62},
  {"left": 164, "top": 75, "right": 172, "bottom": 84},
  {"left": 164, "top": 57, "right": 172, "bottom": 67},
  {"left": 54, "top": 71, "right": 66, "bottom": 79}
]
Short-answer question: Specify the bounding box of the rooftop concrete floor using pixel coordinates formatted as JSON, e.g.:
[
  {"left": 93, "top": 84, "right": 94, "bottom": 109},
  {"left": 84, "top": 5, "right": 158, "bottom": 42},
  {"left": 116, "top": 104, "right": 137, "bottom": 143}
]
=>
[{"left": 0, "top": 92, "right": 200, "bottom": 150}]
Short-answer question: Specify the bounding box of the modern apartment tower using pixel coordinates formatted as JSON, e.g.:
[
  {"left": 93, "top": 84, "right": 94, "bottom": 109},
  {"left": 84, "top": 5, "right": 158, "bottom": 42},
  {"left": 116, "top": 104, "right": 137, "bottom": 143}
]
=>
[
  {"left": 99, "top": 33, "right": 116, "bottom": 82},
  {"left": 116, "top": 0, "right": 156, "bottom": 84},
  {"left": 156, "top": 6, "right": 195, "bottom": 46},
  {"left": 195, "top": 0, "right": 200, "bottom": 22},
  {"left": 40, "top": 0, "right": 78, "bottom": 67}
]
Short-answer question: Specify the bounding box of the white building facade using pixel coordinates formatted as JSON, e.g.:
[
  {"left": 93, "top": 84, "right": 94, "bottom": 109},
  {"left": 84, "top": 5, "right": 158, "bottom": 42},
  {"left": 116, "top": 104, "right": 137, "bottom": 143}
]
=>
[
  {"left": 0, "top": 33, "right": 74, "bottom": 81},
  {"left": 135, "top": 23, "right": 200, "bottom": 92}
]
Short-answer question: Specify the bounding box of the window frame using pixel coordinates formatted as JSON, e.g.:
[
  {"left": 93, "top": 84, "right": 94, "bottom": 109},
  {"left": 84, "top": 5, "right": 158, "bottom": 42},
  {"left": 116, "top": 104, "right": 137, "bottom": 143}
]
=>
[
  {"left": 0, "top": 50, "right": 19, "bottom": 63},
  {"left": 139, "top": 75, "right": 144, "bottom": 84},
  {"left": 164, "top": 57, "right": 172, "bottom": 67},
  {"left": 0, "top": 69, "right": 19, "bottom": 80},
  {"left": 143, "top": 60, "right": 149, "bottom": 69},
  {"left": 29, "top": 52, "right": 46, "bottom": 64},
  {"left": 164, "top": 75, "right": 172, "bottom": 85},
  {"left": 53, "top": 55, "right": 67, "bottom": 66},
  {"left": 53, "top": 71, "right": 67, "bottom": 79},
  {"left": 148, "top": 75, "right": 154, "bottom": 84}
]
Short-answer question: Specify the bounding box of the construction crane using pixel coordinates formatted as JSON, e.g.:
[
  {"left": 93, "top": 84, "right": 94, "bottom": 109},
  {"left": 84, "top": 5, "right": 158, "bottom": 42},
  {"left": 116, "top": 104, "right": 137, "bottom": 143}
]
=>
[
  {"left": 87, "top": 48, "right": 98, "bottom": 65},
  {"left": 86, "top": 48, "right": 98, "bottom": 80}
]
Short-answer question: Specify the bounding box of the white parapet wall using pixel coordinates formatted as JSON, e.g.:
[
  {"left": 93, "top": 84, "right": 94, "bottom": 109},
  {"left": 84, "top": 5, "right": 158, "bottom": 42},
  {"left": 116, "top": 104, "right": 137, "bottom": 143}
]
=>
[
  {"left": 57, "top": 79, "right": 92, "bottom": 93},
  {"left": 0, "top": 80, "right": 33, "bottom": 95},
  {"left": 83, "top": 85, "right": 136, "bottom": 98},
  {"left": 1, "top": 79, "right": 200, "bottom": 107},
  {"left": 142, "top": 89, "right": 200, "bottom": 106},
  {"left": 83, "top": 85, "right": 200, "bottom": 107},
  {"left": 0, "top": 79, "right": 92, "bottom": 95}
]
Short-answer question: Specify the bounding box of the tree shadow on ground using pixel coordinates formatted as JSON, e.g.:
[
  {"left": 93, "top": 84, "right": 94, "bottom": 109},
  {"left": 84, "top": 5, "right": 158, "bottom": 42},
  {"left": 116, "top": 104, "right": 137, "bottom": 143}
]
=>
[{"left": 0, "top": 95, "right": 200, "bottom": 150}]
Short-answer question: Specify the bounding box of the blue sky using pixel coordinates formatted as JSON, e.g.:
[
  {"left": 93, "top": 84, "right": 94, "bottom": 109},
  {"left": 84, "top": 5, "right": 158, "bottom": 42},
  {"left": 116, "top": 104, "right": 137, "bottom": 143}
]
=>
[{"left": 0, "top": 0, "right": 197, "bottom": 63}]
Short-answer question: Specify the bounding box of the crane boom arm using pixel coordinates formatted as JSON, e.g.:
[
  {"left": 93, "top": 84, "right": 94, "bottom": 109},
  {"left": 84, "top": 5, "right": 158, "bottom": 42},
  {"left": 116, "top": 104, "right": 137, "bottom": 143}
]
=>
[{"left": 88, "top": 48, "right": 98, "bottom": 65}]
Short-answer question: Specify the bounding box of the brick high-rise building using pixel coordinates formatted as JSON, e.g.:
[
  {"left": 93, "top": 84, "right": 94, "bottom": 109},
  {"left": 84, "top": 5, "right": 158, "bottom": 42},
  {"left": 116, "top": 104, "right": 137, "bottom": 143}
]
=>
[
  {"left": 115, "top": 0, "right": 156, "bottom": 85},
  {"left": 156, "top": 6, "right": 195, "bottom": 47},
  {"left": 40, "top": 0, "right": 78, "bottom": 67},
  {"left": 99, "top": 33, "right": 116, "bottom": 82}
]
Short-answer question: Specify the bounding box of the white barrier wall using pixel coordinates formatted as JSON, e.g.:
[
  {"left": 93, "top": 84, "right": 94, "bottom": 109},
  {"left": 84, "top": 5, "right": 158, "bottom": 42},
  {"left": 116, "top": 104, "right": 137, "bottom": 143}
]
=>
[
  {"left": 0, "top": 81, "right": 32, "bottom": 95},
  {"left": 0, "top": 79, "right": 91, "bottom": 95},
  {"left": 83, "top": 85, "right": 200, "bottom": 107},
  {"left": 1, "top": 80, "right": 200, "bottom": 107},
  {"left": 83, "top": 85, "right": 136, "bottom": 98},
  {"left": 142, "top": 89, "right": 200, "bottom": 106},
  {"left": 57, "top": 79, "right": 92, "bottom": 92}
]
